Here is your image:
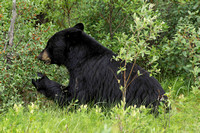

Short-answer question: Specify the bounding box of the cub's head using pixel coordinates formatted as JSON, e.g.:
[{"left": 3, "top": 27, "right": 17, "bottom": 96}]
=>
[{"left": 37, "top": 23, "right": 84, "bottom": 66}]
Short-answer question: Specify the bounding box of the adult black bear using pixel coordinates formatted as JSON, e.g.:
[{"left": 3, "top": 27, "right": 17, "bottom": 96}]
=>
[{"left": 32, "top": 23, "right": 167, "bottom": 109}]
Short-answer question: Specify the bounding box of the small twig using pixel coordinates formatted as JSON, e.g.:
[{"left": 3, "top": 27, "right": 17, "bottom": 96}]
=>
[
  {"left": 126, "top": 53, "right": 138, "bottom": 86},
  {"left": 112, "top": 7, "right": 122, "bottom": 22},
  {"left": 25, "top": 38, "right": 32, "bottom": 48},
  {"left": 112, "top": 0, "right": 128, "bottom": 22},
  {"left": 126, "top": 71, "right": 148, "bottom": 89},
  {"left": 15, "top": 35, "right": 24, "bottom": 49},
  {"left": 99, "top": 12, "right": 109, "bottom": 23},
  {"left": 109, "top": 67, "right": 119, "bottom": 83},
  {"left": 113, "top": 14, "right": 129, "bottom": 36}
]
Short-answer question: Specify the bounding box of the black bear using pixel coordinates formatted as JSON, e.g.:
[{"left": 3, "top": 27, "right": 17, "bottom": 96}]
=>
[{"left": 32, "top": 23, "right": 167, "bottom": 109}]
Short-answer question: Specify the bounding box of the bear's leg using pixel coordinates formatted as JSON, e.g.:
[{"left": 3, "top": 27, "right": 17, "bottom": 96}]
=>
[{"left": 32, "top": 73, "right": 68, "bottom": 106}]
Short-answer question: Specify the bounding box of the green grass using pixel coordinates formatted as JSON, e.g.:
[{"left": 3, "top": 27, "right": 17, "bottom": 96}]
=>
[
  {"left": 0, "top": 1, "right": 199, "bottom": 132},
  {"left": 0, "top": 90, "right": 199, "bottom": 133}
]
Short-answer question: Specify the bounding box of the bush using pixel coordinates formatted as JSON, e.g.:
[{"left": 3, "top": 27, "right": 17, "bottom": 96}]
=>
[
  {"left": 0, "top": 0, "right": 199, "bottom": 112},
  {"left": 157, "top": 1, "right": 200, "bottom": 90},
  {"left": 155, "top": 0, "right": 200, "bottom": 39},
  {"left": 0, "top": 0, "right": 68, "bottom": 112}
]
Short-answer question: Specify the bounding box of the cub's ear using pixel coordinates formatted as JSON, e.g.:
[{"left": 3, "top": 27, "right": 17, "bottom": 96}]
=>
[{"left": 73, "top": 23, "right": 84, "bottom": 31}]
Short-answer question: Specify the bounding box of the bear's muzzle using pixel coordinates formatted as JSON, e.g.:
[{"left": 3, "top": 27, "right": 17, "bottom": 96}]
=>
[{"left": 37, "top": 50, "right": 51, "bottom": 64}]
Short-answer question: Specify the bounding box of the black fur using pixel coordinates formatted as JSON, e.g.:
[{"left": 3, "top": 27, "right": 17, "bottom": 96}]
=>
[{"left": 32, "top": 23, "right": 167, "bottom": 109}]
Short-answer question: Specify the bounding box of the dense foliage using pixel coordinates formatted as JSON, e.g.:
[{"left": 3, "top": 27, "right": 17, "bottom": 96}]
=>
[{"left": 0, "top": 0, "right": 199, "bottom": 114}]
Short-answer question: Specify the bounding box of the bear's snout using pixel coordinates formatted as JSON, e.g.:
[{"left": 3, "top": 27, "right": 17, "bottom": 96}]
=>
[{"left": 37, "top": 50, "right": 51, "bottom": 64}]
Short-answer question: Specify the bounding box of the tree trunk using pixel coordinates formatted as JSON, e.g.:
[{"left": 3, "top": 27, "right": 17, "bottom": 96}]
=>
[{"left": 6, "top": 0, "right": 17, "bottom": 50}]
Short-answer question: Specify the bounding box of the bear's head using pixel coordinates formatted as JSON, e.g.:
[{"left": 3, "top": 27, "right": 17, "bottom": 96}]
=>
[{"left": 37, "top": 23, "right": 84, "bottom": 66}]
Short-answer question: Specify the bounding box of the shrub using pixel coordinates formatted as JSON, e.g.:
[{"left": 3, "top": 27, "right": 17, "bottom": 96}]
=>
[{"left": 1, "top": 0, "right": 199, "bottom": 112}]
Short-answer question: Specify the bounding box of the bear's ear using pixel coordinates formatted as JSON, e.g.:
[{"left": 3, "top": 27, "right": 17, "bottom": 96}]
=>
[
  {"left": 73, "top": 23, "right": 84, "bottom": 31},
  {"left": 66, "top": 29, "right": 82, "bottom": 43}
]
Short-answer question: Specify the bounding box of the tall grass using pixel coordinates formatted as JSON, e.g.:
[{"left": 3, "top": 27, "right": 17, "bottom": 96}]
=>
[{"left": 0, "top": 80, "right": 200, "bottom": 133}]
